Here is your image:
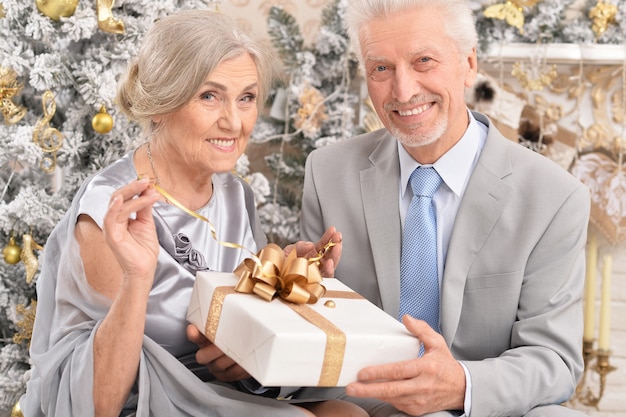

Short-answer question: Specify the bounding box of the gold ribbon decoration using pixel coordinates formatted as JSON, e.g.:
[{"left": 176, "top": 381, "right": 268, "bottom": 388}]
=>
[
  {"left": 589, "top": 1, "right": 618, "bottom": 39},
  {"left": 35, "top": 0, "right": 78, "bottom": 21},
  {"left": 96, "top": 0, "right": 125, "bottom": 34},
  {"left": 0, "top": 67, "right": 28, "bottom": 125},
  {"left": 511, "top": 60, "right": 557, "bottom": 91},
  {"left": 13, "top": 300, "right": 37, "bottom": 348},
  {"left": 205, "top": 286, "right": 238, "bottom": 343},
  {"left": 21, "top": 233, "right": 43, "bottom": 284},
  {"left": 154, "top": 182, "right": 334, "bottom": 304},
  {"left": 483, "top": 0, "right": 541, "bottom": 34},
  {"left": 154, "top": 183, "right": 260, "bottom": 257},
  {"left": 233, "top": 243, "right": 327, "bottom": 304},
  {"left": 287, "top": 301, "right": 345, "bottom": 386},
  {"left": 32, "top": 91, "right": 63, "bottom": 172}
]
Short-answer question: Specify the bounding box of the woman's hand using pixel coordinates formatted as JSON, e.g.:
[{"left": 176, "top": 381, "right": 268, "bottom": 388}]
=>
[
  {"left": 102, "top": 177, "right": 161, "bottom": 281},
  {"left": 284, "top": 226, "right": 342, "bottom": 277},
  {"left": 89, "top": 177, "right": 161, "bottom": 417}
]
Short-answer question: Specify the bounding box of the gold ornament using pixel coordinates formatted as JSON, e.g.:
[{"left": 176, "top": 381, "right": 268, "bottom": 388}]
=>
[
  {"left": 36, "top": 0, "right": 79, "bottom": 21},
  {"left": 33, "top": 90, "right": 63, "bottom": 172},
  {"left": 511, "top": 60, "right": 557, "bottom": 91},
  {"left": 92, "top": 105, "right": 114, "bottom": 133},
  {"left": 97, "top": 0, "right": 124, "bottom": 34},
  {"left": 21, "top": 233, "right": 43, "bottom": 284},
  {"left": 3, "top": 234, "right": 22, "bottom": 265},
  {"left": 0, "top": 67, "right": 28, "bottom": 125},
  {"left": 294, "top": 84, "right": 328, "bottom": 135},
  {"left": 589, "top": 1, "right": 618, "bottom": 39},
  {"left": 13, "top": 300, "right": 37, "bottom": 347},
  {"left": 0, "top": 3, "right": 6, "bottom": 19},
  {"left": 483, "top": 0, "right": 541, "bottom": 34},
  {"left": 11, "top": 400, "right": 24, "bottom": 417}
]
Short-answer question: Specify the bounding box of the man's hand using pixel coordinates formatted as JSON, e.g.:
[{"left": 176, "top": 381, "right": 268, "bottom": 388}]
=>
[
  {"left": 284, "top": 226, "right": 342, "bottom": 277},
  {"left": 186, "top": 324, "right": 250, "bottom": 382},
  {"left": 346, "top": 315, "right": 466, "bottom": 416}
]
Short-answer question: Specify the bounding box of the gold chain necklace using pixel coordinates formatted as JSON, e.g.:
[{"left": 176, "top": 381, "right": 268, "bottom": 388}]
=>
[
  {"left": 146, "top": 142, "right": 161, "bottom": 187},
  {"left": 146, "top": 142, "right": 171, "bottom": 204}
]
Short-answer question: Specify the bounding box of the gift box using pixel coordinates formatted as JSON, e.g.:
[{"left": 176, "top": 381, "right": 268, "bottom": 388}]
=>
[{"left": 187, "top": 270, "right": 420, "bottom": 387}]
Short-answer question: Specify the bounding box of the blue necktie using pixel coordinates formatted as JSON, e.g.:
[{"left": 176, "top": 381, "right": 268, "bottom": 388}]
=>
[{"left": 399, "top": 167, "right": 443, "bottom": 334}]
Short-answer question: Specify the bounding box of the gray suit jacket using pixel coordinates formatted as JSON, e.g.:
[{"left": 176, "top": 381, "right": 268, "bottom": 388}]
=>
[{"left": 300, "top": 112, "right": 590, "bottom": 416}]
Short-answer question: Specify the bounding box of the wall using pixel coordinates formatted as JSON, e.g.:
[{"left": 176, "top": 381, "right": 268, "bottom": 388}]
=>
[
  {"left": 569, "top": 225, "right": 625, "bottom": 416},
  {"left": 220, "top": 0, "right": 329, "bottom": 43},
  {"left": 590, "top": 227, "right": 626, "bottom": 416},
  {"left": 476, "top": 49, "right": 626, "bottom": 416}
]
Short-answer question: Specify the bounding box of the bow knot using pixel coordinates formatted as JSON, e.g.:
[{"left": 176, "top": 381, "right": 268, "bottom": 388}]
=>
[{"left": 234, "top": 243, "right": 328, "bottom": 304}]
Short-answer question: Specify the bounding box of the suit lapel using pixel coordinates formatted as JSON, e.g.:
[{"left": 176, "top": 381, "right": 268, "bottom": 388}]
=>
[
  {"left": 441, "top": 116, "right": 513, "bottom": 344},
  {"left": 361, "top": 133, "right": 402, "bottom": 315}
]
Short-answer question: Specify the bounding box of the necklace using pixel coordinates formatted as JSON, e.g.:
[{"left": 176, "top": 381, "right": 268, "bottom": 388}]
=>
[
  {"left": 146, "top": 142, "right": 161, "bottom": 187},
  {"left": 146, "top": 142, "right": 214, "bottom": 208},
  {"left": 147, "top": 142, "right": 171, "bottom": 204}
]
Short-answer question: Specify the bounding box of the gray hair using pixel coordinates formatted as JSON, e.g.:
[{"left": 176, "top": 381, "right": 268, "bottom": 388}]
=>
[
  {"left": 116, "top": 10, "right": 278, "bottom": 133},
  {"left": 346, "top": 0, "right": 477, "bottom": 62}
]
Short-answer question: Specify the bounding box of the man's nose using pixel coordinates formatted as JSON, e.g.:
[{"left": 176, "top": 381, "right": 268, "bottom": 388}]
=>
[{"left": 392, "top": 66, "right": 419, "bottom": 103}]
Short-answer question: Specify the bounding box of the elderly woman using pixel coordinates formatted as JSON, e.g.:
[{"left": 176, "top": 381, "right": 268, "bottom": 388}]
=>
[{"left": 18, "top": 9, "right": 363, "bottom": 417}]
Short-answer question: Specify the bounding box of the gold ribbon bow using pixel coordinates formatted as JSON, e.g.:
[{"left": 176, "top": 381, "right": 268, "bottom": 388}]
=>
[{"left": 233, "top": 243, "right": 327, "bottom": 304}]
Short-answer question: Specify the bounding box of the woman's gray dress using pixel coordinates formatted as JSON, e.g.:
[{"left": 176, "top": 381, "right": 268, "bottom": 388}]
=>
[{"left": 19, "top": 151, "right": 305, "bottom": 417}]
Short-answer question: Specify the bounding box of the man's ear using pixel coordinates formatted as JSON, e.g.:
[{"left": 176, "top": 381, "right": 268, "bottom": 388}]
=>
[{"left": 464, "top": 47, "right": 479, "bottom": 88}]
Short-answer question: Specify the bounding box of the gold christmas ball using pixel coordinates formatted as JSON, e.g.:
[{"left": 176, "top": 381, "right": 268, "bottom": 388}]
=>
[
  {"left": 11, "top": 401, "right": 23, "bottom": 417},
  {"left": 36, "top": 0, "right": 79, "bottom": 21},
  {"left": 92, "top": 106, "right": 114, "bottom": 134},
  {"left": 3, "top": 236, "right": 21, "bottom": 265}
]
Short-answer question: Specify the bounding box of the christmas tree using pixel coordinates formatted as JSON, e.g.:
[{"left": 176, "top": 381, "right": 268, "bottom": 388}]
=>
[
  {"left": 0, "top": 0, "right": 362, "bottom": 411},
  {"left": 0, "top": 0, "right": 221, "bottom": 411},
  {"left": 251, "top": 0, "right": 361, "bottom": 246}
]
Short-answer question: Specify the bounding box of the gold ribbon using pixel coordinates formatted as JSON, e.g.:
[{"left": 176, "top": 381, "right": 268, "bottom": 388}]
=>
[
  {"left": 205, "top": 286, "right": 238, "bottom": 343},
  {"left": 154, "top": 183, "right": 258, "bottom": 258},
  {"left": 206, "top": 284, "right": 353, "bottom": 386},
  {"left": 154, "top": 182, "right": 334, "bottom": 304},
  {"left": 233, "top": 243, "right": 327, "bottom": 304},
  {"left": 287, "top": 301, "right": 345, "bottom": 386}
]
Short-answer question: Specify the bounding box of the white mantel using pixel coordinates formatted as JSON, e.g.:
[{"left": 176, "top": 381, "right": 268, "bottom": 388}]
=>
[{"left": 484, "top": 43, "right": 626, "bottom": 64}]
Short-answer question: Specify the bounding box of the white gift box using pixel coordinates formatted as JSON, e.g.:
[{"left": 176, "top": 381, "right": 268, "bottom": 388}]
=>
[{"left": 187, "top": 271, "right": 420, "bottom": 387}]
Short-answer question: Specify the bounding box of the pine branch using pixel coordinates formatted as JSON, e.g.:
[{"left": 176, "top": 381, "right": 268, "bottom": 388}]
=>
[{"left": 267, "top": 6, "right": 304, "bottom": 72}]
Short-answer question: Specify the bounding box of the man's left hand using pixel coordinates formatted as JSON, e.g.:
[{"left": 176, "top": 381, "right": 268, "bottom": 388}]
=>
[{"left": 284, "top": 226, "right": 342, "bottom": 278}]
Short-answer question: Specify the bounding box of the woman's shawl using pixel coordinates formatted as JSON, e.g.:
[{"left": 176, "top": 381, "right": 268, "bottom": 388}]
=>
[{"left": 19, "top": 155, "right": 303, "bottom": 417}]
